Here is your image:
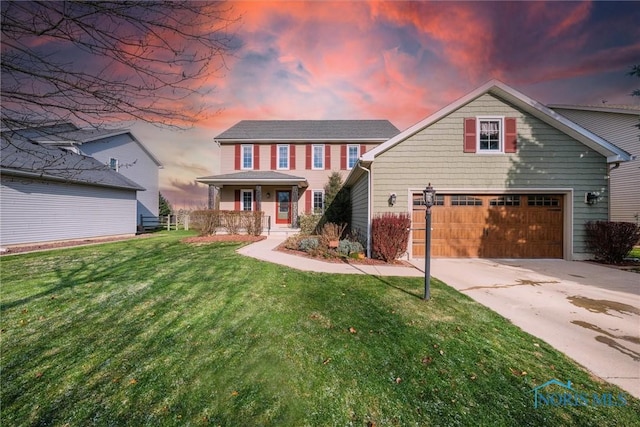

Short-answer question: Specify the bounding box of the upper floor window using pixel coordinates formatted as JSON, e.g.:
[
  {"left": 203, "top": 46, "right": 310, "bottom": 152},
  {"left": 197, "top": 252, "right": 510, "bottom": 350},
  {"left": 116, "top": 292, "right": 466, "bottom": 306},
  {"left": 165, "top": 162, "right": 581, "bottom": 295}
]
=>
[
  {"left": 312, "top": 144, "right": 324, "bottom": 170},
  {"left": 277, "top": 144, "right": 289, "bottom": 170},
  {"left": 241, "top": 145, "right": 253, "bottom": 169},
  {"left": 347, "top": 145, "right": 359, "bottom": 169},
  {"left": 478, "top": 118, "right": 503, "bottom": 152},
  {"left": 109, "top": 158, "right": 119, "bottom": 172}
]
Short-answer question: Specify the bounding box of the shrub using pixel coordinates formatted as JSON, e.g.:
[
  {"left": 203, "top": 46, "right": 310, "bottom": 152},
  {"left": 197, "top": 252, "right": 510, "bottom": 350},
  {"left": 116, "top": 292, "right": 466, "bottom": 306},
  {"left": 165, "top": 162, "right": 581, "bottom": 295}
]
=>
[
  {"left": 319, "top": 222, "right": 346, "bottom": 247},
  {"left": 189, "top": 210, "right": 263, "bottom": 236},
  {"left": 223, "top": 211, "right": 242, "bottom": 234},
  {"left": 584, "top": 221, "right": 640, "bottom": 264},
  {"left": 243, "top": 211, "right": 264, "bottom": 236},
  {"left": 371, "top": 212, "right": 411, "bottom": 262},
  {"left": 337, "top": 239, "right": 364, "bottom": 257},
  {"left": 190, "top": 210, "right": 221, "bottom": 236},
  {"left": 283, "top": 235, "right": 305, "bottom": 251},
  {"left": 299, "top": 213, "right": 322, "bottom": 235},
  {"left": 298, "top": 237, "right": 320, "bottom": 252}
]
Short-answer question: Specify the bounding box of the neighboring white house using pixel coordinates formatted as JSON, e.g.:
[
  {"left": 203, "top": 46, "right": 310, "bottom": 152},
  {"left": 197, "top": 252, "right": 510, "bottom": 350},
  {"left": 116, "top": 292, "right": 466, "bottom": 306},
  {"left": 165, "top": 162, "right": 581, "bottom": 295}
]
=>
[
  {"left": 1, "top": 132, "right": 145, "bottom": 246},
  {"left": 549, "top": 104, "right": 639, "bottom": 224},
  {"left": 24, "top": 123, "right": 163, "bottom": 220}
]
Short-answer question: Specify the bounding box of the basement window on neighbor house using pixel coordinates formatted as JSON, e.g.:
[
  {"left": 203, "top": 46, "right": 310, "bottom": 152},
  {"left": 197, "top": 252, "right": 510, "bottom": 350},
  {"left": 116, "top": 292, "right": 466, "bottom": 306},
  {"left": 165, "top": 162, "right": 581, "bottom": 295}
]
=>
[
  {"left": 313, "top": 190, "right": 324, "bottom": 214},
  {"left": 478, "top": 118, "right": 502, "bottom": 152},
  {"left": 241, "top": 145, "right": 253, "bottom": 169}
]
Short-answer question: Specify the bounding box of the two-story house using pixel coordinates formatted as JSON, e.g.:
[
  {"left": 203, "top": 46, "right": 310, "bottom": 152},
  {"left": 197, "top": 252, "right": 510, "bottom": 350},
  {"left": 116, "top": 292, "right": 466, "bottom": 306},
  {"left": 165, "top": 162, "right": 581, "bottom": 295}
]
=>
[{"left": 196, "top": 120, "right": 400, "bottom": 228}]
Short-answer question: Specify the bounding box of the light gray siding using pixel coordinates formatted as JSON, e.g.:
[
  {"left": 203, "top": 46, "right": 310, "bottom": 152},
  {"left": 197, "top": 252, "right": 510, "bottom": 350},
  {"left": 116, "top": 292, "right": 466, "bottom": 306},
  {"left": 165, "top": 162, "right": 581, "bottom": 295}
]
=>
[
  {"left": 372, "top": 93, "right": 609, "bottom": 258},
  {"left": 553, "top": 108, "right": 639, "bottom": 224},
  {"left": 350, "top": 172, "right": 369, "bottom": 242},
  {"left": 1, "top": 177, "right": 137, "bottom": 246},
  {"left": 80, "top": 134, "right": 159, "bottom": 218}
]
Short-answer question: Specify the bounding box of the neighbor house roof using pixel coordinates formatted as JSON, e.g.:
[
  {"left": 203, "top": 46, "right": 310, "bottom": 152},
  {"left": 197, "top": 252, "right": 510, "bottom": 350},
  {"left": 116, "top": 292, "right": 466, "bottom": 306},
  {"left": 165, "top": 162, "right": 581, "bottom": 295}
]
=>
[
  {"left": 23, "top": 123, "right": 163, "bottom": 167},
  {"left": 1, "top": 135, "right": 145, "bottom": 191},
  {"left": 360, "top": 80, "right": 632, "bottom": 165},
  {"left": 215, "top": 120, "right": 400, "bottom": 142},
  {"left": 196, "top": 171, "right": 308, "bottom": 188},
  {"left": 548, "top": 104, "right": 640, "bottom": 115}
]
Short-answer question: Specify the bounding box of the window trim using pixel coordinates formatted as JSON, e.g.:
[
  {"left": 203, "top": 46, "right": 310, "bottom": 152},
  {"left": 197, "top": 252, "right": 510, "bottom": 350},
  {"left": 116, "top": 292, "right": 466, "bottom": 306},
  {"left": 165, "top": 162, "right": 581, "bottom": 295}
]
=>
[
  {"left": 277, "top": 144, "right": 289, "bottom": 170},
  {"left": 109, "top": 157, "right": 119, "bottom": 172},
  {"left": 312, "top": 189, "right": 325, "bottom": 214},
  {"left": 312, "top": 144, "right": 324, "bottom": 170},
  {"left": 347, "top": 144, "right": 360, "bottom": 170},
  {"left": 241, "top": 144, "right": 253, "bottom": 170},
  {"left": 477, "top": 116, "right": 504, "bottom": 153},
  {"left": 240, "top": 189, "right": 253, "bottom": 211}
]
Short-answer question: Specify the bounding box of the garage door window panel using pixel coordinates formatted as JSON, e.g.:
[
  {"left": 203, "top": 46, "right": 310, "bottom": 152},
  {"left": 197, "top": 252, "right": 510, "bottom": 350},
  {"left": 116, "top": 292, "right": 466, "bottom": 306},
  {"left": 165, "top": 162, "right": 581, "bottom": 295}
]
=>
[
  {"left": 451, "top": 195, "right": 483, "bottom": 206},
  {"left": 489, "top": 195, "right": 521, "bottom": 206}
]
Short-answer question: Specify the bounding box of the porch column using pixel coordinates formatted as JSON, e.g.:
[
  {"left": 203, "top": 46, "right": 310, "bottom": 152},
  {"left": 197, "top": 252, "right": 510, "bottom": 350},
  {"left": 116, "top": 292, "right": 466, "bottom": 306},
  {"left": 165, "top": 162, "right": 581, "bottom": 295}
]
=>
[
  {"left": 207, "top": 185, "right": 218, "bottom": 210},
  {"left": 255, "top": 185, "right": 262, "bottom": 212},
  {"left": 291, "top": 185, "right": 299, "bottom": 228}
]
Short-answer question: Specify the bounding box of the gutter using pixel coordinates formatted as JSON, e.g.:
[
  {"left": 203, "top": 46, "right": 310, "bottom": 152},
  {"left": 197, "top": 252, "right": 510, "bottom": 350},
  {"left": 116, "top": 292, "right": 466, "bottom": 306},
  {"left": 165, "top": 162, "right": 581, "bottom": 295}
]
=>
[{"left": 356, "top": 162, "right": 372, "bottom": 258}]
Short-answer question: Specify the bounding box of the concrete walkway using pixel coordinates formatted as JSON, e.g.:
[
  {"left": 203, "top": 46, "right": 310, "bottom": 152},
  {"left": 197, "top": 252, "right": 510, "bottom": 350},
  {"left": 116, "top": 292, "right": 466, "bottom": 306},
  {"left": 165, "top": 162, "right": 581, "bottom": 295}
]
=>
[{"left": 237, "top": 236, "right": 640, "bottom": 399}]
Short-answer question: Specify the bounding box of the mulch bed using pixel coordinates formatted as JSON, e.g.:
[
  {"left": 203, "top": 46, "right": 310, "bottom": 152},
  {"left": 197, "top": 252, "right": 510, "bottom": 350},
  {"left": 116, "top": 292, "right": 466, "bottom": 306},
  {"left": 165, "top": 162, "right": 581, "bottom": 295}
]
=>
[{"left": 276, "top": 242, "right": 414, "bottom": 267}]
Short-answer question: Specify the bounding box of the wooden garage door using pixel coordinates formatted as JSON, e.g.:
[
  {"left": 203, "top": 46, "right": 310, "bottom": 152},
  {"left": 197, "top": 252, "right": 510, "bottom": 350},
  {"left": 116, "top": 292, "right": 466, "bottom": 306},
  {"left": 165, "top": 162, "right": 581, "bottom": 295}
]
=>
[{"left": 412, "top": 194, "right": 563, "bottom": 258}]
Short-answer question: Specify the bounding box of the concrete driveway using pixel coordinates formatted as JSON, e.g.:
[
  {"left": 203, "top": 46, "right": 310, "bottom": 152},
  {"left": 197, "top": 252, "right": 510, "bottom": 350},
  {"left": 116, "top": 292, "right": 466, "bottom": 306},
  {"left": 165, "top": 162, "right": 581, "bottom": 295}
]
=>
[{"left": 419, "top": 258, "right": 640, "bottom": 399}]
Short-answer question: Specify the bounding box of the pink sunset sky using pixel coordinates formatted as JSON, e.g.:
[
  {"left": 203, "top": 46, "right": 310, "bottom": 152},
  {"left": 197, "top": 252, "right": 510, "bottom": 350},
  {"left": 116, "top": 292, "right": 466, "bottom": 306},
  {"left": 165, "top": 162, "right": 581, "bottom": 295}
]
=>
[{"left": 127, "top": 1, "right": 640, "bottom": 209}]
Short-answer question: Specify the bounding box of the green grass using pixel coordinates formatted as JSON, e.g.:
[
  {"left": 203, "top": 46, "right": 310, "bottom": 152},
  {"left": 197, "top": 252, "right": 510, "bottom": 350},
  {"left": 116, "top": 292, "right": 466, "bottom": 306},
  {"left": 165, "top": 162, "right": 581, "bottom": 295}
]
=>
[
  {"left": 1, "top": 231, "right": 638, "bottom": 426},
  {"left": 628, "top": 247, "right": 640, "bottom": 258}
]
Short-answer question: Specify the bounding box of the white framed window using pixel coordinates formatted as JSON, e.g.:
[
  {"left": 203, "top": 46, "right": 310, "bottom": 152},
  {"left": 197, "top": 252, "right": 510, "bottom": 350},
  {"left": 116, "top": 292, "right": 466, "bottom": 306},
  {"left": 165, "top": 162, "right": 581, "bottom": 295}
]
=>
[
  {"left": 277, "top": 144, "right": 289, "bottom": 170},
  {"left": 109, "top": 157, "right": 119, "bottom": 171},
  {"left": 347, "top": 145, "right": 359, "bottom": 169},
  {"left": 313, "top": 190, "right": 324, "bottom": 214},
  {"left": 241, "top": 189, "right": 253, "bottom": 211},
  {"left": 477, "top": 117, "right": 503, "bottom": 152},
  {"left": 241, "top": 144, "right": 253, "bottom": 169},
  {"left": 312, "top": 144, "right": 324, "bottom": 170}
]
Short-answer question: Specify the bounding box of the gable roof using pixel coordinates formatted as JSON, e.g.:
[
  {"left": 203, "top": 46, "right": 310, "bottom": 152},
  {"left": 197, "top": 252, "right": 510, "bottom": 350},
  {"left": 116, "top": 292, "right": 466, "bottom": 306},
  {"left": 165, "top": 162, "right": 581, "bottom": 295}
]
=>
[
  {"left": 1, "top": 134, "right": 145, "bottom": 191},
  {"left": 215, "top": 120, "right": 400, "bottom": 142},
  {"left": 361, "top": 80, "right": 632, "bottom": 164},
  {"left": 549, "top": 104, "right": 640, "bottom": 115},
  {"left": 24, "top": 123, "right": 163, "bottom": 167}
]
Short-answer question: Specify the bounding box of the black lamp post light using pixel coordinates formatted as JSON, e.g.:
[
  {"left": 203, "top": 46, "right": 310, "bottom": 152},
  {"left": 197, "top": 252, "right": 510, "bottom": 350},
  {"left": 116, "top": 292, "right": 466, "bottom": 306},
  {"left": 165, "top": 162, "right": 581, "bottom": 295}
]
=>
[{"left": 422, "top": 183, "right": 436, "bottom": 301}]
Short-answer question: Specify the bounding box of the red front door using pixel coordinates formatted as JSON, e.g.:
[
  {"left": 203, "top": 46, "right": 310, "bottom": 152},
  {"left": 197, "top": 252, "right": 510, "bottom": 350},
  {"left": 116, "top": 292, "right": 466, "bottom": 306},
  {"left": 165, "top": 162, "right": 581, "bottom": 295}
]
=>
[{"left": 275, "top": 190, "right": 292, "bottom": 224}]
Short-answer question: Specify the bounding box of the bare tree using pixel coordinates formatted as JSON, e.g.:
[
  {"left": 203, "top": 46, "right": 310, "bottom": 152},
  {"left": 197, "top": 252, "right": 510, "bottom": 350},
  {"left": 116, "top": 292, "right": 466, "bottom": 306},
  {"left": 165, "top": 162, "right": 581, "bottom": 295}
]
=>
[{"left": 1, "top": 1, "right": 239, "bottom": 131}]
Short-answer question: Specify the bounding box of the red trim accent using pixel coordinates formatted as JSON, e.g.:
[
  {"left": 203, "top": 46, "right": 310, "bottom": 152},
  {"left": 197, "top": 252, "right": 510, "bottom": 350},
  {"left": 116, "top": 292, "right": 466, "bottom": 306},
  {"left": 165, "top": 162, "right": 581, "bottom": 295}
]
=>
[
  {"left": 290, "top": 145, "right": 296, "bottom": 170},
  {"left": 340, "top": 144, "right": 347, "bottom": 170},
  {"left": 360, "top": 144, "right": 366, "bottom": 155},
  {"left": 505, "top": 117, "right": 517, "bottom": 153},
  {"left": 305, "top": 191, "right": 312, "bottom": 213},
  {"left": 464, "top": 118, "right": 476, "bottom": 153},
  {"left": 306, "top": 144, "right": 311, "bottom": 169},
  {"left": 234, "top": 145, "right": 240, "bottom": 170},
  {"left": 325, "top": 145, "right": 330, "bottom": 170},
  {"left": 271, "top": 144, "right": 277, "bottom": 169},
  {"left": 253, "top": 145, "right": 260, "bottom": 169},
  {"left": 234, "top": 190, "right": 240, "bottom": 211}
]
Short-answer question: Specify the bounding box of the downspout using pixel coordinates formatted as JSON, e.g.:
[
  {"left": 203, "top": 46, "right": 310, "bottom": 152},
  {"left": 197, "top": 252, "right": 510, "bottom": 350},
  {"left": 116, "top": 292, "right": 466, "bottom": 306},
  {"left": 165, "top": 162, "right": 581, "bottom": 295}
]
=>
[{"left": 356, "top": 162, "right": 372, "bottom": 258}]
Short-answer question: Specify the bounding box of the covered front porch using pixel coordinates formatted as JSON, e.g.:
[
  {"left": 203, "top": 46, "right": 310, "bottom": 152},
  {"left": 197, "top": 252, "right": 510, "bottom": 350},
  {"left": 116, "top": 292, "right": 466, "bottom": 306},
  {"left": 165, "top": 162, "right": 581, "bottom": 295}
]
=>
[{"left": 196, "top": 171, "right": 308, "bottom": 229}]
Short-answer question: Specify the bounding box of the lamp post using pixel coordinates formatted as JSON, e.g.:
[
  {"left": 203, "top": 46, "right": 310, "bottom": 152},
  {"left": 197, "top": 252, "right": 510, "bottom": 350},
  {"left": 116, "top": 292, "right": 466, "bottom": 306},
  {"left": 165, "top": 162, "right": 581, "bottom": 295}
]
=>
[{"left": 423, "top": 183, "right": 436, "bottom": 300}]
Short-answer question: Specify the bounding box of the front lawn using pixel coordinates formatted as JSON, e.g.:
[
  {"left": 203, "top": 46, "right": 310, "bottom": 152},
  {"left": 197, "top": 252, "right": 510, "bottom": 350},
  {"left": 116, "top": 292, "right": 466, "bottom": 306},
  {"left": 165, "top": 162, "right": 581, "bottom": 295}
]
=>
[{"left": 1, "top": 232, "right": 638, "bottom": 426}]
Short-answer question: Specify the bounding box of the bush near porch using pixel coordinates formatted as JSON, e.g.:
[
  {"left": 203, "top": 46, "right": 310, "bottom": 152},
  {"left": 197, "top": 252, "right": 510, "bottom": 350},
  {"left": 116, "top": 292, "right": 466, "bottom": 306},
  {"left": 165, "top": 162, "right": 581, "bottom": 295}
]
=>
[{"left": 190, "top": 210, "right": 264, "bottom": 236}]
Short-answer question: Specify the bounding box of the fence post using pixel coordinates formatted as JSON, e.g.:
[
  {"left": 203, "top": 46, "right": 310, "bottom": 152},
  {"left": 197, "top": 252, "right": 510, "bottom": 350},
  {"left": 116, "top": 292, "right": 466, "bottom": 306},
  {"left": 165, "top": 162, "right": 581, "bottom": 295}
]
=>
[{"left": 185, "top": 214, "right": 189, "bottom": 231}]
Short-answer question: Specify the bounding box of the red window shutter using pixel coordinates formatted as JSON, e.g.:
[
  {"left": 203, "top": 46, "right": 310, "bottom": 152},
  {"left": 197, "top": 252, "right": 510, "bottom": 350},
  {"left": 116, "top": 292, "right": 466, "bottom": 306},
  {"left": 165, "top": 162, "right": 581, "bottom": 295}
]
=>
[
  {"left": 234, "top": 145, "right": 240, "bottom": 170},
  {"left": 305, "top": 191, "right": 311, "bottom": 212},
  {"left": 340, "top": 144, "right": 347, "bottom": 170},
  {"left": 306, "top": 144, "right": 312, "bottom": 169},
  {"left": 360, "top": 144, "right": 366, "bottom": 155},
  {"left": 505, "top": 117, "right": 517, "bottom": 153},
  {"left": 290, "top": 145, "right": 296, "bottom": 170},
  {"left": 271, "top": 144, "right": 277, "bottom": 169},
  {"left": 464, "top": 118, "right": 476, "bottom": 153},
  {"left": 325, "top": 145, "right": 331, "bottom": 170},
  {"left": 234, "top": 190, "right": 241, "bottom": 211},
  {"left": 253, "top": 145, "right": 260, "bottom": 169}
]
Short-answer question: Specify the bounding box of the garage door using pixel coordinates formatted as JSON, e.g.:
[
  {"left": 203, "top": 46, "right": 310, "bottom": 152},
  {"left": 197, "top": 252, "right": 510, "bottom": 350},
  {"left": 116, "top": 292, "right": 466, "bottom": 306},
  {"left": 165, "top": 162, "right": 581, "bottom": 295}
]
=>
[{"left": 412, "top": 194, "right": 563, "bottom": 258}]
